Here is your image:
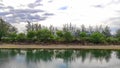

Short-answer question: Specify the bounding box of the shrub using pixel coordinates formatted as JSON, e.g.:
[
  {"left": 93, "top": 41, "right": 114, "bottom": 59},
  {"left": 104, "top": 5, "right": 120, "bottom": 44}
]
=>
[
  {"left": 90, "top": 32, "right": 105, "bottom": 44},
  {"left": 106, "top": 37, "right": 119, "bottom": 44},
  {"left": 63, "top": 31, "right": 73, "bottom": 42},
  {"left": 56, "top": 30, "right": 64, "bottom": 42},
  {"left": 16, "top": 33, "right": 26, "bottom": 42},
  {"left": 36, "top": 29, "right": 54, "bottom": 42},
  {"left": 27, "top": 30, "right": 36, "bottom": 41}
]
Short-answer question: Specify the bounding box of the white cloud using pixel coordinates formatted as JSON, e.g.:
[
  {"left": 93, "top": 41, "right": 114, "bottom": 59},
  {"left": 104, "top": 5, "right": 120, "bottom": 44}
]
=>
[
  {"left": 40, "top": 0, "right": 119, "bottom": 27},
  {"left": 1, "top": 0, "right": 35, "bottom": 8},
  {"left": 0, "top": 0, "right": 120, "bottom": 32}
]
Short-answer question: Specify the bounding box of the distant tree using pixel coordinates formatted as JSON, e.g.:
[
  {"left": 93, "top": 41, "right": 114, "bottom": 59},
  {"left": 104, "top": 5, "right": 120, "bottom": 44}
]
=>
[
  {"left": 106, "top": 37, "right": 118, "bottom": 44},
  {"left": 26, "top": 21, "right": 42, "bottom": 32},
  {"left": 79, "top": 32, "right": 87, "bottom": 38},
  {"left": 94, "top": 25, "right": 104, "bottom": 33},
  {"left": 27, "top": 30, "right": 36, "bottom": 41},
  {"left": 56, "top": 30, "right": 64, "bottom": 37},
  {"left": 116, "top": 29, "right": 120, "bottom": 37},
  {"left": 16, "top": 33, "right": 26, "bottom": 42},
  {"left": 8, "top": 32, "right": 17, "bottom": 42},
  {"left": 26, "top": 21, "right": 33, "bottom": 31},
  {"left": 74, "top": 29, "right": 81, "bottom": 39},
  {"left": 8, "top": 26, "right": 17, "bottom": 33},
  {"left": 32, "top": 24, "right": 42, "bottom": 31},
  {"left": 88, "top": 26, "right": 94, "bottom": 34},
  {"left": 56, "top": 30, "right": 64, "bottom": 41},
  {"left": 0, "top": 18, "right": 17, "bottom": 41},
  {"left": 63, "top": 31, "right": 73, "bottom": 42},
  {"left": 102, "top": 26, "right": 111, "bottom": 37},
  {"left": 79, "top": 32, "right": 88, "bottom": 44},
  {"left": 49, "top": 25, "right": 56, "bottom": 34},
  {"left": 62, "top": 23, "right": 76, "bottom": 33},
  {"left": 36, "top": 29, "right": 54, "bottom": 42},
  {"left": 90, "top": 32, "right": 105, "bottom": 44},
  {"left": 81, "top": 24, "right": 86, "bottom": 32}
]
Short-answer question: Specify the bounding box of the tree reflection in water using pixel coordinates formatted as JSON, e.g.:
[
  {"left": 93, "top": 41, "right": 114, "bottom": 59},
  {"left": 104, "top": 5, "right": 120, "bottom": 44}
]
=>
[
  {"left": 1, "top": 49, "right": 120, "bottom": 68},
  {"left": 26, "top": 49, "right": 54, "bottom": 62},
  {"left": 25, "top": 49, "right": 113, "bottom": 63},
  {"left": 89, "top": 50, "right": 111, "bottom": 62},
  {"left": 0, "top": 49, "right": 120, "bottom": 63},
  {"left": 115, "top": 50, "right": 120, "bottom": 59}
]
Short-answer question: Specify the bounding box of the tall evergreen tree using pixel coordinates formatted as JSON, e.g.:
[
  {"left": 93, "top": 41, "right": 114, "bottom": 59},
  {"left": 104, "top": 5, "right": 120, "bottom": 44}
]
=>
[
  {"left": 102, "top": 26, "right": 111, "bottom": 37},
  {"left": 0, "top": 18, "right": 16, "bottom": 41}
]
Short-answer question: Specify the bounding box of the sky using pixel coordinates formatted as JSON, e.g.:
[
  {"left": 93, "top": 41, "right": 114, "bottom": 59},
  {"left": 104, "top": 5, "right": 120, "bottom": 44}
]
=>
[{"left": 0, "top": 0, "right": 120, "bottom": 33}]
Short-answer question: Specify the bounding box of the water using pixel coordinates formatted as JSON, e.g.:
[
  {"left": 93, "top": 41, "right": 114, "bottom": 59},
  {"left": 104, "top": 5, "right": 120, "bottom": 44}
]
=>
[{"left": 0, "top": 49, "right": 120, "bottom": 68}]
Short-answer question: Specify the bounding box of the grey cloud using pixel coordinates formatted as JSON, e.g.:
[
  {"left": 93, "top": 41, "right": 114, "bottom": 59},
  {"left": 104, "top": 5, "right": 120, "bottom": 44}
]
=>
[
  {"left": 0, "top": 6, "right": 5, "bottom": 9},
  {"left": 0, "top": 12, "right": 11, "bottom": 16},
  {"left": 92, "top": 5, "right": 104, "bottom": 8},
  {"left": 92, "top": 0, "right": 120, "bottom": 8},
  {"left": 0, "top": 5, "right": 14, "bottom": 10},
  {"left": 0, "top": 3, "right": 4, "bottom": 6},
  {"left": 0, "top": 8, "right": 53, "bottom": 23},
  {"left": 6, "top": 6, "right": 14, "bottom": 10},
  {"left": 105, "top": 17, "right": 120, "bottom": 33},
  {"left": 35, "top": 0, "right": 42, "bottom": 3},
  {"left": 2, "top": 13, "right": 46, "bottom": 23},
  {"left": 28, "top": 0, "right": 43, "bottom": 8},
  {"left": 43, "top": 13, "right": 54, "bottom": 16},
  {"left": 0, "top": 1, "right": 54, "bottom": 23},
  {"left": 108, "top": 17, "right": 120, "bottom": 25},
  {"left": 12, "top": 9, "right": 44, "bottom": 13},
  {"left": 28, "top": 3, "right": 42, "bottom": 8}
]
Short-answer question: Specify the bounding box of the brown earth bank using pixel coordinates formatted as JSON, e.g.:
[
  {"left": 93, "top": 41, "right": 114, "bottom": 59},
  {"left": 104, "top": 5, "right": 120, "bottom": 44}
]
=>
[{"left": 0, "top": 43, "right": 120, "bottom": 50}]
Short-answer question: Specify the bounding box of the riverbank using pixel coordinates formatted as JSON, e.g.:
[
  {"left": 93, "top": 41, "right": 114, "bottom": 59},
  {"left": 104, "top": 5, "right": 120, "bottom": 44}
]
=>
[{"left": 0, "top": 44, "right": 120, "bottom": 50}]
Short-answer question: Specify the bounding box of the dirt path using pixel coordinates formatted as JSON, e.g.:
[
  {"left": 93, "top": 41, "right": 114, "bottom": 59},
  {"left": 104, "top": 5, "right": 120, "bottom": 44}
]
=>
[{"left": 0, "top": 44, "right": 120, "bottom": 50}]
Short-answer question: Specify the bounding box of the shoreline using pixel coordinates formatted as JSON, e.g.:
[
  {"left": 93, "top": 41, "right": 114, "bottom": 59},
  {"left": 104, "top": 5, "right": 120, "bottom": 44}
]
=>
[{"left": 0, "top": 44, "right": 120, "bottom": 50}]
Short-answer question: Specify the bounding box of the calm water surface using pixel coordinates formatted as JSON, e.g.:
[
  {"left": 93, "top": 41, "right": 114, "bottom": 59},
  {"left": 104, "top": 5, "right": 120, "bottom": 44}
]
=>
[{"left": 0, "top": 49, "right": 120, "bottom": 68}]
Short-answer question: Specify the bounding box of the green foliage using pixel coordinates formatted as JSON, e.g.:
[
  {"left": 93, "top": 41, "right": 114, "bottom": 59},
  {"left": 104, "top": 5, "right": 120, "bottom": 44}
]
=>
[
  {"left": 79, "top": 32, "right": 87, "bottom": 38},
  {"left": 1, "top": 37, "right": 11, "bottom": 43},
  {"left": 36, "top": 29, "right": 54, "bottom": 42},
  {"left": 116, "top": 29, "right": 120, "bottom": 37},
  {"left": 27, "top": 31, "right": 36, "bottom": 41},
  {"left": 0, "top": 19, "right": 10, "bottom": 40},
  {"left": 56, "top": 30, "right": 64, "bottom": 41},
  {"left": 79, "top": 32, "right": 87, "bottom": 44},
  {"left": 56, "top": 30, "right": 64, "bottom": 38},
  {"left": 90, "top": 32, "right": 105, "bottom": 44},
  {"left": 8, "top": 32, "right": 17, "bottom": 42},
  {"left": 106, "top": 37, "right": 118, "bottom": 44},
  {"left": 0, "top": 19, "right": 17, "bottom": 41},
  {"left": 63, "top": 31, "right": 73, "bottom": 42},
  {"left": 102, "top": 26, "right": 111, "bottom": 37},
  {"left": 0, "top": 19, "right": 119, "bottom": 45},
  {"left": 16, "top": 33, "right": 26, "bottom": 42}
]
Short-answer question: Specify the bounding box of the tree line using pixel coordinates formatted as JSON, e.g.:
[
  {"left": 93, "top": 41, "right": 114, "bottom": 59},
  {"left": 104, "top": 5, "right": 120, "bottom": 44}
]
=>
[{"left": 0, "top": 18, "right": 120, "bottom": 45}]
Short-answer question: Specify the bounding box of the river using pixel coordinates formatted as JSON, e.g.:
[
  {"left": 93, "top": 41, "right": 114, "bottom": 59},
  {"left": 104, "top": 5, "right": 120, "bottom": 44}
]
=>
[{"left": 0, "top": 49, "right": 120, "bottom": 68}]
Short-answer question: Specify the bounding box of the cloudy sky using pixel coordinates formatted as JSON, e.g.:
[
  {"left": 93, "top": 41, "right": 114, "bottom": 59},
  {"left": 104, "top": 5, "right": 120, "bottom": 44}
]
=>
[{"left": 0, "top": 0, "right": 120, "bottom": 33}]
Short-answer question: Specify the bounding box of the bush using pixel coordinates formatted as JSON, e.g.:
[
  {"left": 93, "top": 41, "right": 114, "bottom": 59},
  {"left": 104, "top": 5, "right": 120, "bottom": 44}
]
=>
[
  {"left": 1, "top": 37, "right": 11, "bottom": 43},
  {"left": 79, "top": 32, "right": 87, "bottom": 44},
  {"left": 36, "top": 29, "right": 54, "bottom": 42},
  {"left": 8, "top": 32, "right": 17, "bottom": 42},
  {"left": 56, "top": 30, "right": 64, "bottom": 42},
  {"left": 63, "top": 31, "right": 73, "bottom": 42},
  {"left": 90, "top": 32, "right": 105, "bottom": 44},
  {"left": 79, "top": 32, "right": 87, "bottom": 38},
  {"left": 106, "top": 37, "right": 119, "bottom": 44},
  {"left": 27, "top": 31, "right": 36, "bottom": 41},
  {"left": 16, "top": 33, "right": 26, "bottom": 42}
]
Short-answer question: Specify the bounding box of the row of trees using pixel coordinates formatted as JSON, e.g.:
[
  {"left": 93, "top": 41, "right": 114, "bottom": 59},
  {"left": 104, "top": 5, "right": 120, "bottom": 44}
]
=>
[{"left": 0, "top": 19, "right": 120, "bottom": 45}]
